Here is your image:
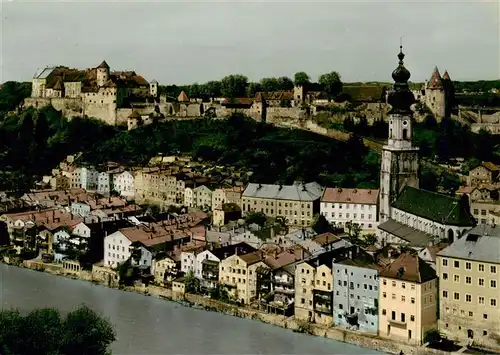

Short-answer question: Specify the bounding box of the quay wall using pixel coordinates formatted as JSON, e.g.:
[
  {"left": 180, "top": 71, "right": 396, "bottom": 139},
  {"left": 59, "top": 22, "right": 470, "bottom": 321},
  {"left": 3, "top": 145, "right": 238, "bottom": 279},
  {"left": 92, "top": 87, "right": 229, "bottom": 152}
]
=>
[{"left": 6, "top": 258, "right": 457, "bottom": 355}]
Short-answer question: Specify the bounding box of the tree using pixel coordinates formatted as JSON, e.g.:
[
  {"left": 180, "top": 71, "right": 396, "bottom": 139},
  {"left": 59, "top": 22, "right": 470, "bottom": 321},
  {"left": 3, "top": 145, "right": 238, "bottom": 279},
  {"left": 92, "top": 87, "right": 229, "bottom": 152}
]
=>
[
  {"left": 311, "top": 214, "right": 333, "bottom": 234},
  {"left": 260, "top": 78, "right": 280, "bottom": 92},
  {"left": 318, "top": 71, "right": 343, "bottom": 100},
  {"left": 277, "top": 76, "right": 294, "bottom": 91},
  {"left": 293, "top": 72, "right": 310, "bottom": 87},
  {"left": 424, "top": 329, "right": 442, "bottom": 345},
  {"left": 245, "top": 211, "right": 267, "bottom": 227},
  {"left": 0, "top": 305, "right": 116, "bottom": 355},
  {"left": 246, "top": 82, "right": 262, "bottom": 97},
  {"left": 220, "top": 74, "right": 249, "bottom": 98},
  {"left": 184, "top": 270, "right": 200, "bottom": 294},
  {"left": 345, "top": 221, "right": 362, "bottom": 244}
]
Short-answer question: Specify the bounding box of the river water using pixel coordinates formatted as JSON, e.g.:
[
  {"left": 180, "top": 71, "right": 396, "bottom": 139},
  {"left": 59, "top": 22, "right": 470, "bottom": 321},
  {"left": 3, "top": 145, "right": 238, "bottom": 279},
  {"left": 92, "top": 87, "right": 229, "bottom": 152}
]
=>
[{"left": 0, "top": 264, "right": 384, "bottom": 354}]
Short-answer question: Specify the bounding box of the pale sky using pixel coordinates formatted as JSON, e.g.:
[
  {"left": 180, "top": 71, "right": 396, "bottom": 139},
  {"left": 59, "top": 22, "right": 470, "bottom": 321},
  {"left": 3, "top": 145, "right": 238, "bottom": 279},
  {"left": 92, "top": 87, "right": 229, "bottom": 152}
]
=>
[{"left": 0, "top": 0, "right": 499, "bottom": 85}]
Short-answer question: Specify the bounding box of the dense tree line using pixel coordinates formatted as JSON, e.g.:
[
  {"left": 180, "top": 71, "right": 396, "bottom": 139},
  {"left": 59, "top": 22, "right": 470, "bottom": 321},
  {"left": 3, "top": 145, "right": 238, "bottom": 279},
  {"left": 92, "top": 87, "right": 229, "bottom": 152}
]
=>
[
  {"left": 453, "top": 80, "right": 500, "bottom": 93},
  {"left": 0, "top": 81, "right": 31, "bottom": 116},
  {"left": 0, "top": 104, "right": 380, "bottom": 191},
  {"left": 159, "top": 71, "right": 343, "bottom": 100},
  {"left": 0, "top": 305, "right": 116, "bottom": 355}
]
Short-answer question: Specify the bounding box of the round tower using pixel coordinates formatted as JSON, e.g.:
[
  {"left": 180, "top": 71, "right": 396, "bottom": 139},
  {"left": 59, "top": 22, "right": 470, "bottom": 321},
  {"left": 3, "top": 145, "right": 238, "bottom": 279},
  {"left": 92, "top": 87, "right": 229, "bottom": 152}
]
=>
[
  {"left": 96, "top": 60, "right": 110, "bottom": 87},
  {"left": 425, "top": 66, "right": 446, "bottom": 119}
]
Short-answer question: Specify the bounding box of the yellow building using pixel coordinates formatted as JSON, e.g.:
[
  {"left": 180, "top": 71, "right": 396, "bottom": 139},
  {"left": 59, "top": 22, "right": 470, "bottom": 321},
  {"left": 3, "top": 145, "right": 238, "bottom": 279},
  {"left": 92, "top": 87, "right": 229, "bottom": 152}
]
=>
[
  {"left": 213, "top": 203, "right": 242, "bottom": 227},
  {"left": 241, "top": 182, "right": 323, "bottom": 226},
  {"left": 218, "top": 250, "right": 269, "bottom": 305},
  {"left": 437, "top": 225, "right": 500, "bottom": 350},
  {"left": 153, "top": 255, "right": 178, "bottom": 285},
  {"left": 212, "top": 186, "right": 244, "bottom": 211},
  {"left": 294, "top": 259, "right": 334, "bottom": 325},
  {"left": 378, "top": 252, "right": 438, "bottom": 345}
]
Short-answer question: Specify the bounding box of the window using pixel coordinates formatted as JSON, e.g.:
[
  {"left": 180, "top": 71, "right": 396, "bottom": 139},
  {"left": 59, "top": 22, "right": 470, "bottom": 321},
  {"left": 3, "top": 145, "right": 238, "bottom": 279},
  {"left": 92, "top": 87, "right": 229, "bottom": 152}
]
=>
[
  {"left": 479, "top": 264, "right": 485, "bottom": 272},
  {"left": 490, "top": 299, "right": 497, "bottom": 307},
  {"left": 442, "top": 291, "right": 448, "bottom": 298},
  {"left": 442, "top": 259, "right": 448, "bottom": 266},
  {"left": 491, "top": 266, "right": 497, "bottom": 274},
  {"left": 479, "top": 296, "right": 485, "bottom": 304},
  {"left": 454, "top": 292, "right": 460, "bottom": 300},
  {"left": 392, "top": 294, "right": 396, "bottom": 300},
  {"left": 469, "top": 311, "right": 473, "bottom": 317},
  {"left": 491, "top": 280, "right": 497, "bottom": 288},
  {"left": 383, "top": 280, "right": 387, "bottom": 285},
  {"left": 483, "top": 314, "right": 488, "bottom": 320},
  {"left": 383, "top": 292, "right": 387, "bottom": 298},
  {"left": 466, "top": 262, "right": 471, "bottom": 270},
  {"left": 410, "top": 315, "right": 415, "bottom": 322},
  {"left": 454, "top": 275, "right": 460, "bottom": 282},
  {"left": 466, "top": 294, "right": 472, "bottom": 302},
  {"left": 382, "top": 309, "right": 386, "bottom": 315},
  {"left": 454, "top": 261, "right": 460, "bottom": 268},
  {"left": 391, "top": 311, "right": 396, "bottom": 320},
  {"left": 401, "top": 313, "right": 406, "bottom": 323},
  {"left": 443, "top": 273, "right": 448, "bottom": 280},
  {"left": 392, "top": 281, "right": 396, "bottom": 287},
  {"left": 479, "top": 278, "right": 485, "bottom": 286},
  {"left": 466, "top": 276, "right": 472, "bottom": 284},
  {"left": 402, "top": 282, "right": 406, "bottom": 289},
  {"left": 401, "top": 295, "right": 405, "bottom": 302}
]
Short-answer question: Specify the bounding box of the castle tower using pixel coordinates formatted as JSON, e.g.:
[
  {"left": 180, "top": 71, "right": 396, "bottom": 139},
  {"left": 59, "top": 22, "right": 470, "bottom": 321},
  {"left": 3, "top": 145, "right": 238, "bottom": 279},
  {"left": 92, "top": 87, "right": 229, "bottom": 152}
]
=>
[
  {"left": 442, "top": 70, "right": 455, "bottom": 118},
  {"left": 425, "top": 66, "right": 446, "bottom": 119},
  {"left": 379, "top": 46, "right": 420, "bottom": 223},
  {"left": 150, "top": 79, "right": 158, "bottom": 98},
  {"left": 96, "top": 60, "right": 110, "bottom": 87}
]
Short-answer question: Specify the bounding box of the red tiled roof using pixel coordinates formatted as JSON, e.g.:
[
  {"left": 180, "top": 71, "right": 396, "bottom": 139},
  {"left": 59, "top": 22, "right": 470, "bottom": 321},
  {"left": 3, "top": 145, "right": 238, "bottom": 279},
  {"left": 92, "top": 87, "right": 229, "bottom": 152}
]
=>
[
  {"left": 321, "top": 188, "right": 379, "bottom": 205},
  {"left": 380, "top": 252, "right": 436, "bottom": 283},
  {"left": 427, "top": 67, "right": 443, "bottom": 89}
]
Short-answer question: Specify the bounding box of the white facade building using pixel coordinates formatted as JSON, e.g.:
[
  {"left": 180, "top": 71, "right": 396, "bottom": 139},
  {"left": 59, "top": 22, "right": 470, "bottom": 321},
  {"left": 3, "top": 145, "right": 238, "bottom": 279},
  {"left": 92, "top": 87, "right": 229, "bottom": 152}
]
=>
[
  {"left": 321, "top": 188, "right": 379, "bottom": 231},
  {"left": 80, "top": 167, "right": 99, "bottom": 191},
  {"left": 98, "top": 172, "right": 111, "bottom": 195},
  {"left": 113, "top": 171, "right": 135, "bottom": 199},
  {"left": 181, "top": 249, "right": 219, "bottom": 278},
  {"left": 104, "top": 231, "right": 132, "bottom": 268}
]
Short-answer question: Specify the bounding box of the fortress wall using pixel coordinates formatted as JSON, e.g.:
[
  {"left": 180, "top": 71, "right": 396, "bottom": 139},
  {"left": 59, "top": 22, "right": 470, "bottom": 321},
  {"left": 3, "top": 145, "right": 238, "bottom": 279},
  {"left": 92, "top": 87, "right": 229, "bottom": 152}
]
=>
[
  {"left": 23, "top": 97, "right": 52, "bottom": 109},
  {"left": 85, "top": 102, "right": 117, "bottom": 126},
  {"left": 51, "top": 98, "right": 83, "bottom": 119}
]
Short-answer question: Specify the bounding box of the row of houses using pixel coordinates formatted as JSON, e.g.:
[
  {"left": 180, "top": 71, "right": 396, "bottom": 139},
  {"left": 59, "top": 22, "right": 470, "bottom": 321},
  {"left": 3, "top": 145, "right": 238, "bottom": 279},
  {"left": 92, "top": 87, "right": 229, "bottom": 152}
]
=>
[{"left": 128, "top": 224, "right": 498, "bottom": 350}]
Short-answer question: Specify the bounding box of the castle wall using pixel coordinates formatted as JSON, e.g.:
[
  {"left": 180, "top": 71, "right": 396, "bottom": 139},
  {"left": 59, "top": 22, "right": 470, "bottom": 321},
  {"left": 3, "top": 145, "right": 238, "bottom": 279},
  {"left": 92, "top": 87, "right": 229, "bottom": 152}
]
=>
[
  {"left": 85, "top": 102, "right": 117, "bottom": 126},
  {"left": 51, "top": 98, "right": 83, "bottom": 118},
  {"left": 24, "top": 97, "right": 52, "bottom": 110},
  {"left": 425, "top": 89, "right": 446, "bottom": 119}
]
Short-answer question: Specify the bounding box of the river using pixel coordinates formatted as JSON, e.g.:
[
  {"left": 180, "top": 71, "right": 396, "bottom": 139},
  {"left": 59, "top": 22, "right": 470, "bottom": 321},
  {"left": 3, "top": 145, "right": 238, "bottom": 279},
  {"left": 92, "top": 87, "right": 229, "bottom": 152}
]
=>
[{"left": 0, "top": 264, "right": 384, "bottom": 354}]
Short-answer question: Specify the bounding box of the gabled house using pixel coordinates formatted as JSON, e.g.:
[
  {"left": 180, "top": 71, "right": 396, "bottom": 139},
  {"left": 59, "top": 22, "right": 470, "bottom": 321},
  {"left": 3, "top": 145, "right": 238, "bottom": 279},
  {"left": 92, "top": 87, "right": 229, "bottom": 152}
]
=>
[
  {"left": 218, "top": 250, "right": 270, "bottom": 305},
  {"left": 378, "top": 252, "right": 438, "bottom": 344}
]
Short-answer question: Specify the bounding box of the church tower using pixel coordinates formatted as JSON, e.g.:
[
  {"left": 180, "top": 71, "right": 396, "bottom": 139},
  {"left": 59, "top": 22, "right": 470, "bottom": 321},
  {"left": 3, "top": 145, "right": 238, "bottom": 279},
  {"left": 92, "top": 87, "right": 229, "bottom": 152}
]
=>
[{"left": 379, "top": 46, "right": 420, "bottom": 223}]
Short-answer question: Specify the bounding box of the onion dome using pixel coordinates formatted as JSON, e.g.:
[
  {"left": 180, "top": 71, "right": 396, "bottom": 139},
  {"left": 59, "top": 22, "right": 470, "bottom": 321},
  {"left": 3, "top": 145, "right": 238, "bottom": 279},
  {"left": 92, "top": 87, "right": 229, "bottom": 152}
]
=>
[{"left": 387, "top": 46, "right": 415, "bottom": 115}]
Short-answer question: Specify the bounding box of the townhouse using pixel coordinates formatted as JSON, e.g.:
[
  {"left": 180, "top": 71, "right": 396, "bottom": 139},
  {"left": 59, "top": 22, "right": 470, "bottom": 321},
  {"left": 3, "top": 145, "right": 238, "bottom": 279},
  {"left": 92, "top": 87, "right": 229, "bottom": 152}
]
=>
[
  {"left": 212, "top": 186, "right": 245, "bottom": 211},
  {"left": 378, "top": 252, "right": 438, "bottom": 344},
  {"left": 294, "top": 246, "right": 355, "bottom": 325},
  {"left": 241, "top": 182, "right": 324, "bottom": 226},
  {"left": 321, "top": 188, "right": 379, "bottom": 232},
  {"left": 218, "top": 250, "right": 270, "bottom": 305},
  {"left": 437, "top": 225, "right": 500, "bottom": 349},
  {"left": 332, "top": 253, "right": 382, "bottom": 334}
]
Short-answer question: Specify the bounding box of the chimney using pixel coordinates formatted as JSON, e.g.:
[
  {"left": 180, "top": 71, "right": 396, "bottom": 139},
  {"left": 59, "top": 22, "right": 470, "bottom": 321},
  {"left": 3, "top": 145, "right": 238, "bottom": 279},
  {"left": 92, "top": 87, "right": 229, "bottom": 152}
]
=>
[
  {"left": 235, "top": 247, "right": 239, "bottom": 255},
  {"left": 224, "top": 252, "right": 228, "bottom": 259},
  {"left": 300, "top": 248, "right": 305, "bottom": 260},
  {"left": 52, "top": 210, "right": 55, "bottom": 222}
]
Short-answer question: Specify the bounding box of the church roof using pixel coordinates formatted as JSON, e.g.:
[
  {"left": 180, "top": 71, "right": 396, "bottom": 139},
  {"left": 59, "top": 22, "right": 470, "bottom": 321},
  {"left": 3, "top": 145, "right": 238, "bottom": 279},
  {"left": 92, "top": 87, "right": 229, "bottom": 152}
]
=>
[
  {"left": 391, "top": 186, "right": 475, "bottom": 227},
  {"left": 342, "top": 85, "right": 387, "bottom": 103},
  {"left": 442, "top": 71, "right": 451, "bottom": 81},
  {"left": 427, "top": 67, "right": 443, "bottom": 89}
]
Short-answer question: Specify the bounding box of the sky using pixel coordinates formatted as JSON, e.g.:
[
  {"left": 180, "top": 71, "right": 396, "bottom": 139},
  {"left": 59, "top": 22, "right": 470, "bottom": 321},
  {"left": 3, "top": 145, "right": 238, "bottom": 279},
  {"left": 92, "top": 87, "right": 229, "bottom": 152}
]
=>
[{"left": 0, "top": 0, "right": 499, "bottom": 85}]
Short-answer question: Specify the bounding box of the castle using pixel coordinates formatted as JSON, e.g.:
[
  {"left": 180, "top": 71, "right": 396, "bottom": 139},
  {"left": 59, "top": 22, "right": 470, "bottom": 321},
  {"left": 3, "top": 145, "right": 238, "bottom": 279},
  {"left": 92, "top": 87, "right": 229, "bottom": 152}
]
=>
[
  {"left": 25, "top": 61, "right": 161, "bottom": 126},
  {"left": 412, "top": 67, "right": 454, "bottom": 120}
]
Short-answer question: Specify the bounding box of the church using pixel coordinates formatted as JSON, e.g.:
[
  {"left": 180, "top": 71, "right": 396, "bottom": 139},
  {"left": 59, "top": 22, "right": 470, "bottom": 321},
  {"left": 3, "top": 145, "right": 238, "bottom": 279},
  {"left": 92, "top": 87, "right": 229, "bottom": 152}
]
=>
[{"left": 376, "top": 47, "right": 475, "bottom": 248}]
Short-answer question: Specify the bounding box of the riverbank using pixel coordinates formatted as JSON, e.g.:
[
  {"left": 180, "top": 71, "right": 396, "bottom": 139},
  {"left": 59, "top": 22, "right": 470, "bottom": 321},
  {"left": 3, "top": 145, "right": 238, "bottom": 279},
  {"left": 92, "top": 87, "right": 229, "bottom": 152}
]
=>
[{"left": 2, "top": 257, "right": 454, "bottom": 355}]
